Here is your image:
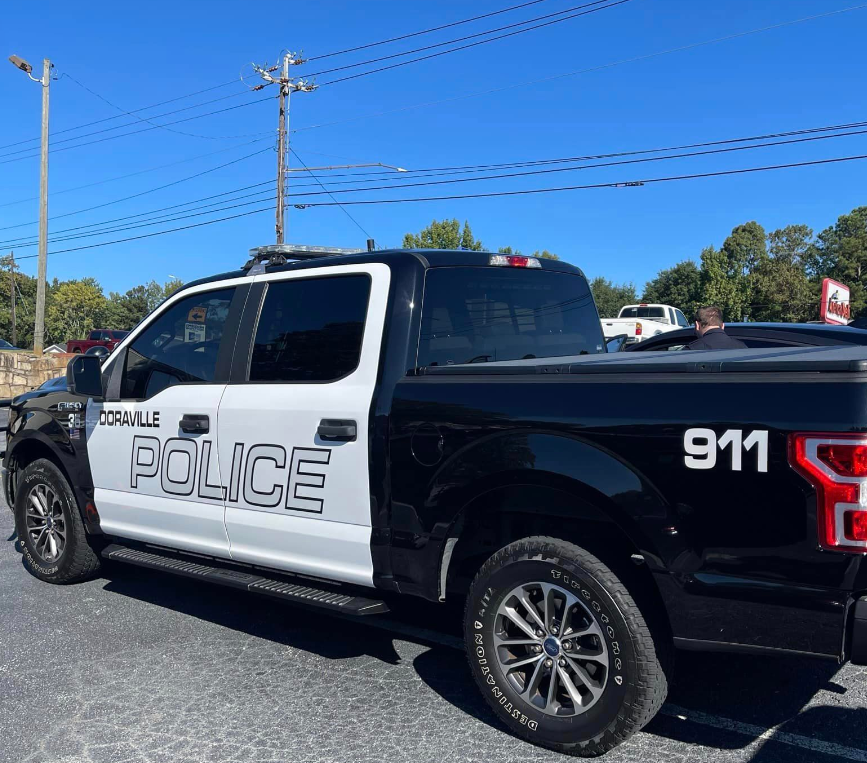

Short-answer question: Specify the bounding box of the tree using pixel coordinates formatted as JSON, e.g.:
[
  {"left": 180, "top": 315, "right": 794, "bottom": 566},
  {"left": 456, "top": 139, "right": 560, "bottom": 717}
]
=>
[
  {"left": 768, "top": 224, "right": 813, "bottom": 266},
  {"left": 810, "top": 207, "right": 867, "bottom": 315},
  {"left": 403, "top": 219, "right": 483, "bottom": 250},
  {"left": 642, "top": 260, "right": 703, "bottom": 319},
  {"left": 45, "top": 278, "right": 106, "bottom": 343},
  {"left": 750, "top": 258, "right": 815, "bottom": 322},
  {"left": 0, "top": 257, "right": 39, "bottom": 348},
  {"left": 589, "top": 277, "right": 638, "bottom": 318}
]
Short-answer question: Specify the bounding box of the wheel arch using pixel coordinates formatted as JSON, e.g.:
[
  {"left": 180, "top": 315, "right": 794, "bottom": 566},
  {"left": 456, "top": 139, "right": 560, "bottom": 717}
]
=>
[
  {"left": 7, "top": 424, "right": 98, "bottom": 533},
  {"left": 420, "top": 432, "right": 678, "bottom": 638}
]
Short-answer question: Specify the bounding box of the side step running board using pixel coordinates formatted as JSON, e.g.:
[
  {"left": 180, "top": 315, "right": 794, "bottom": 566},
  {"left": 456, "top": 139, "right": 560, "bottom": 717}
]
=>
[{"left": 101, "top": 543, "right": 389, "bottom": 616}]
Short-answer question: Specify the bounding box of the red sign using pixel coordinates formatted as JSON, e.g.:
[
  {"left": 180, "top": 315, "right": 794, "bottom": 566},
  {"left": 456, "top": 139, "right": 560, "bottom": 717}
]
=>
[{"left": 820, "top": 278, "right": 851, "bottom": 325}]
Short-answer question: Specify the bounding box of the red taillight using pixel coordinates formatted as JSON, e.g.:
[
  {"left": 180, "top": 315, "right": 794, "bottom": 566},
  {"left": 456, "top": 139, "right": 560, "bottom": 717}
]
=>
[
  {"left": 635, "top": 321, "right": 643, "bottom": 336},
  {"left": 816, "top": 443, "right": 867, "bottom": 477},
  {"left": 789, "top": 434, "right": 867, "bottom": 552}
]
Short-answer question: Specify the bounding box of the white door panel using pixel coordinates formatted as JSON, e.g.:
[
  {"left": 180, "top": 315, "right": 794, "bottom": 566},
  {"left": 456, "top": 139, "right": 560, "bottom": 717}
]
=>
[
  {"left": 86, "top": 283, "right": 240, "bottom": 558},
  {"left": 223, "top": 509, "right": 374, "bottom": 585},
  {"left": 219, "top": 263, "right": 390, "bottom": 586},
  {"left": 94, "top": 487, "right": 229, "bottom": 556},
  {"left": 87, "top": 385, "right": 230, "bottom": 555}
]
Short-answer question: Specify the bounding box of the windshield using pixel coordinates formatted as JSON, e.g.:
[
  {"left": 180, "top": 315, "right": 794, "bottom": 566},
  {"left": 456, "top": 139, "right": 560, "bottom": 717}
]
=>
[
  {"left": 418, "top": 267, "right": 603, "bottom": 367},
  {"left": 619, "top": 306, "right": 667, "bottom": 320}
]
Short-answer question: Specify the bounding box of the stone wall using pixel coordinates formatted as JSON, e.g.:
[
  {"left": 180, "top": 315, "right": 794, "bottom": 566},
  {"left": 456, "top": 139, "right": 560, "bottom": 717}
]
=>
[{"left": 0, "top": 351, "right": 72, "bottom": 398}]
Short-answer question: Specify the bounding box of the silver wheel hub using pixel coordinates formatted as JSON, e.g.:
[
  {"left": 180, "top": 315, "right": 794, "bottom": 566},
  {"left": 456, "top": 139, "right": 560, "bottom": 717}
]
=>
[
  {"left": 494, "top": 580, "right": 609, "bottom": 717},
  {"left": 24, "top": 483, "right": 66, "bottom": 563}
]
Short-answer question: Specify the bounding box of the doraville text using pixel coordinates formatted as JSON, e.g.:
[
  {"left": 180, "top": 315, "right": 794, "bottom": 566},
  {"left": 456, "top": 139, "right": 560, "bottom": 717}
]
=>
[{"left": 99, "top": 409, "right": 161, "bottom": 428}]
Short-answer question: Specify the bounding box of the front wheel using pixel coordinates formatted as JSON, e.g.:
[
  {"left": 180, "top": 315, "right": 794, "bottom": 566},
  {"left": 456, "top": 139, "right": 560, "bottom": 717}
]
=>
[
  {"left": 464, "top": 536, "right": 668, "bottom": 757},
  {"left": 14, "top": 458, "right": 101, "bottom": 583}
]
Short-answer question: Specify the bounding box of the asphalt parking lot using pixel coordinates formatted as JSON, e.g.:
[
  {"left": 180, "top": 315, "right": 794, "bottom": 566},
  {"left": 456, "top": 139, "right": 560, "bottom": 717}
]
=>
[{"left": 2, "top": 458, "right": 867, "bottom": 762}]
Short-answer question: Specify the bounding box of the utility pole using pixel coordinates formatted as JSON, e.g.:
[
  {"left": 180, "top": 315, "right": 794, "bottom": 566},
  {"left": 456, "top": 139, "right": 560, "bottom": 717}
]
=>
[
  {"left": 35, "top": 58, "right": 50, "bottom": 355},
  {"left": 252, "top": 53, "right": 315, "bottom": 244},
  {"left": 7, "top": 54, "right": 52, "bottom": 355},
  {"left": 9, "top": 252, "right": 16, "bottom": 348}
]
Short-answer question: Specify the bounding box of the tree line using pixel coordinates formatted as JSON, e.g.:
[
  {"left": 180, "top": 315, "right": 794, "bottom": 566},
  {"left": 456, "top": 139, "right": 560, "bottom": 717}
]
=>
[
  {"left": 592, "top": 206, "right": 867, "bottom": 320},
  {"left": 0, "top": 258, "right": 182, "bottom": 349},
  {"left": 404, "top": 207, "right": 867, "bottom": 322}
]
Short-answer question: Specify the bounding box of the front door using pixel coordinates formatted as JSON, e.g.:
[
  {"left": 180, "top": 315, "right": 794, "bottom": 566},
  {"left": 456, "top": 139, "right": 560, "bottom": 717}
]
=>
[
  {"left": 87, "top": 283, "right": 243, "bottom": 557},
  {"left": 218, "top": 263, "right": 390, "bottom": 587}
]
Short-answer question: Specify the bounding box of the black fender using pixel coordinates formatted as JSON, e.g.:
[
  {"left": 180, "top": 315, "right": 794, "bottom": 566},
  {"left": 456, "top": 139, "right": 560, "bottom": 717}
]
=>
[
  {"left": 5, "top": 405, "right": 99, "bottom": 533},
  {"left": 396, "top": 430, "right": 685, "bottom": 601}
]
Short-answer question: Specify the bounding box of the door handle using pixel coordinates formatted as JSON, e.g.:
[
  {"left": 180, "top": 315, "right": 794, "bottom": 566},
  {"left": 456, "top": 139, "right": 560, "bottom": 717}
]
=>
[
  {"left": 180, "top": 414, "right": 209, "bottom": 434},
  {"left": 318, "top": 419, "right": 357, "bottom": 442}
]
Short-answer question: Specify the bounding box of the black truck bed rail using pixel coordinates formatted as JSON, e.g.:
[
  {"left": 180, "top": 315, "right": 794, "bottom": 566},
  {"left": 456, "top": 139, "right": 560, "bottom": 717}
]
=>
[{"left": 421, "top": 345, "right": 867, "bottom": 375}]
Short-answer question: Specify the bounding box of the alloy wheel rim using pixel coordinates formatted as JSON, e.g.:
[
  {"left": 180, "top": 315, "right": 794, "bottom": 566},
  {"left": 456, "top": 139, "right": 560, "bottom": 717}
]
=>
[
  {"left": 494, "top": 581, "right": 609, "bottom": 717},
  {"left": 25, "top": 483, "right": 66, "bottom": 563}
]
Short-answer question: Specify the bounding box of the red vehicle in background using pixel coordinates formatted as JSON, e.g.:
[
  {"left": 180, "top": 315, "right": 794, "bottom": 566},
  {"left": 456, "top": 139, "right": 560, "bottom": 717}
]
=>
[{"left": 66, "top": 329, "right": 128, "bottom": 354}]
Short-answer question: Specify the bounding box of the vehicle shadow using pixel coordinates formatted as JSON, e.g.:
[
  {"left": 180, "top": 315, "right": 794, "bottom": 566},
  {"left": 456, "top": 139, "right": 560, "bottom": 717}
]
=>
[{"left": 92, "top": 563, "right": 865, "bottom": 759}]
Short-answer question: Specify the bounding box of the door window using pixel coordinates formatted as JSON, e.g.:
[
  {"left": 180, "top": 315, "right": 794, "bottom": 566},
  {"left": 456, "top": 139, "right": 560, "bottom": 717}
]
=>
[
  {"left": 248, "top": 275, "right": 371, "bottom": 382},
  {"left": 675, "top": 309, "right": 690, "bottom": 327},
  {"left": 121, "top": 288, "right": 235, "bottom": 399}
]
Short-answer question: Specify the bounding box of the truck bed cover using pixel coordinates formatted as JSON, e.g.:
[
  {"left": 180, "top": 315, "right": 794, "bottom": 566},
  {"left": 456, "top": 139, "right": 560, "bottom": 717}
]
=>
[{"left": 422, "top": 345, "right": 867, "bottom": 375}]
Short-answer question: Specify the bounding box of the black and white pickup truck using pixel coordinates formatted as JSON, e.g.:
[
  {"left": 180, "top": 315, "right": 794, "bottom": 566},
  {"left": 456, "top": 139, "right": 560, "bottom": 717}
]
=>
[{"left": 5, "top": 246, "right": 867, "bottom": 756}]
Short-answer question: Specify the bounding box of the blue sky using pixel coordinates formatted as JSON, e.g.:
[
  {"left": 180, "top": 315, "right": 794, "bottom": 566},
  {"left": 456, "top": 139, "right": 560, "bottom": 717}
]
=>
[{"left": 1, "top": 0, "right": 866, "bottom": 294}]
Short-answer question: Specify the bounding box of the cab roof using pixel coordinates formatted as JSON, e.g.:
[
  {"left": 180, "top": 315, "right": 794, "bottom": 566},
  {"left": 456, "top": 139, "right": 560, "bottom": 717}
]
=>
[{"left": 178, "top": 248, "right": 585, "bottom": 293}]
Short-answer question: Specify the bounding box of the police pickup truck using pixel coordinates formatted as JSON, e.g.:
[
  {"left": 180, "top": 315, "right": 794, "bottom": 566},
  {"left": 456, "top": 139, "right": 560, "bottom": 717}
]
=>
[{"left": 5, "top": 246, "right": 867, "bottom": 757}]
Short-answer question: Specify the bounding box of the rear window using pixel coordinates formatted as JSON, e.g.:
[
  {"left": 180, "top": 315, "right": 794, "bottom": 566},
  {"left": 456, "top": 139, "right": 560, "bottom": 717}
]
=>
[
  {"left": 418, "top": 267, "right": 603, "bottom": 367},
  {"left": 620, "top": 306, "right": 666, "bottom": 319}
]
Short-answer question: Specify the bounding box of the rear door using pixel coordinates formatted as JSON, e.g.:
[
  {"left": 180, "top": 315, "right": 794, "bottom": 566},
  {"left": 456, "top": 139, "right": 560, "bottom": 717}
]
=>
[
  {"left": 218, "top": 263, "right": 390, "bottom": 586},
  {"left": 87, "top": 281, "right": 247, "bottom": 557}
]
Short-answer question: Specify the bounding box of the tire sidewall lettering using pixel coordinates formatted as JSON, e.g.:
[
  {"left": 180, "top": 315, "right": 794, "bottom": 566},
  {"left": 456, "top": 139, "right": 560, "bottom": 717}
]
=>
[{"left": 468, "top": 555, "right": 634, "bottom": 741}]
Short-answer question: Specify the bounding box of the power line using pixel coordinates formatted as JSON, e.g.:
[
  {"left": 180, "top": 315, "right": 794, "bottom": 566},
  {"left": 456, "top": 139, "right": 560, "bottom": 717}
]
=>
[
  {"left": 0, "top": 94, "right": 274, "bottom": 164},
  {"left": 319, "top": 0, "right": 635, "bottom": 87},
  {"left": 295, "top": 153, "right": 867, "bottom": 207},
  {"left": 276, "top": 124, "right": 867, "bottom": 198},
  {"left": 306, "top": 0, "right": 552, "bottom": 62},
  {"left": 0, "top": 138, "right": 271, "bottom": 210},
  {"left": 2, "top": 78, "right": 246, "bottom": 152},
  {"left": 0, "top": 186, "right": 276, "bottom": 248},
  {"left": 59, "top": 72, "right": 251, "bottom": 141},
  {"left": 12, "top": 152, "right": 867, "bottom": 260},
  {"left": 13, "top": 205, "right": 275, "bottom": 260},
  {"left": 292, "top": 3, "right": 867, "bottom": 132},
  {"left": 8, "top": 194, "right": 278, "bottom": 250},
  {"left": 290, "top": 148, "right": 373, "bottom": 239},
  {"left": 285, "top": 119, "right": 867, "bottom": 183},
  {"left": 303, "top": 0, "right": 621, "bottom": 78},
  {"left": 0, "top": 147, "right": 272, "bottom": 232},
  {"left": 5, "top": 116, "right": 867, "bottom": 247}
]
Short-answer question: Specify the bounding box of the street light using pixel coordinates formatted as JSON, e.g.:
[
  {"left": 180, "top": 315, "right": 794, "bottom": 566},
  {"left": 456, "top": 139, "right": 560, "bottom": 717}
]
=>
[
  {"left": 286, "top": 162, "right": 408, "bottom": 173},
  {"left": 8, "top": 53, "right": 52, "bottom": 355}
]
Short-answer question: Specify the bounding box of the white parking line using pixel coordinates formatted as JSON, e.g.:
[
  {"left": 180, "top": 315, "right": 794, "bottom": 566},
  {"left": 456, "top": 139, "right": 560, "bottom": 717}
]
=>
[{"left": 662, "top": 704, "right": 867, "bottom": 762}]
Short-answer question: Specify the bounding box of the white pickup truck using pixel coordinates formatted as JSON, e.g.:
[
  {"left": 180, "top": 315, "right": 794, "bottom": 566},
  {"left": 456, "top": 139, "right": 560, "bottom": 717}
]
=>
[{"left": 601, "top": 303, "right": 690, "bottom": 344}]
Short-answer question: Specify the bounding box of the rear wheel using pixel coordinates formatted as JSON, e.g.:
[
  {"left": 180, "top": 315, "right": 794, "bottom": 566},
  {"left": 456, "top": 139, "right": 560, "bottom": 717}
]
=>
[
  {"left": 464, "top": 536, "right": 668, "bottom": 756},
  {"left": 14, "top": 458, "right": 100, "bottom": 583}
]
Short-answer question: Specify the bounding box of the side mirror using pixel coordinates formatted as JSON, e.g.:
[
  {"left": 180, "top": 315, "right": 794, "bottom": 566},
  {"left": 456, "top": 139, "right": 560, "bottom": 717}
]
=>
[
  {"left": 84, "top": 345, "right": 110, "bottom": 359},
  {"left": 606, "top": 334, "right": 629, "bottom": 353},
  {"left": 66, "top": 354, "right": 103, "bottom": 398}
]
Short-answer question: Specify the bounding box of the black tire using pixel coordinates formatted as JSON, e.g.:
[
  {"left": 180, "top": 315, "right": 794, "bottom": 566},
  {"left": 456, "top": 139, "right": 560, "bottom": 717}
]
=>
[
  {"left": 72, "top": 348, "right": 82, "bottom": 354},
  {"left": 14, "top": 458, "right": 100, "bottom": 584},
  {"left": 464, "top": 536, "right": 669, "bottom": 757}
]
